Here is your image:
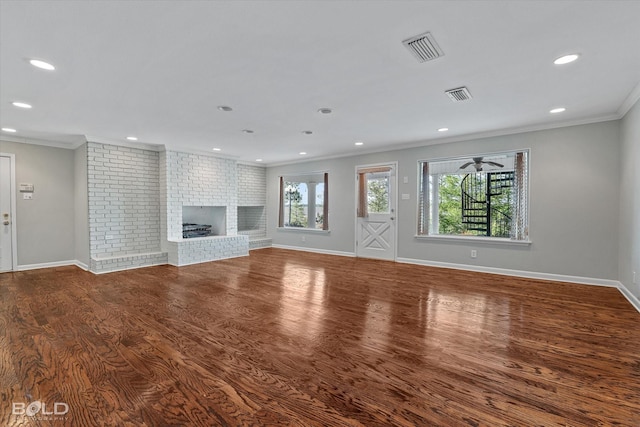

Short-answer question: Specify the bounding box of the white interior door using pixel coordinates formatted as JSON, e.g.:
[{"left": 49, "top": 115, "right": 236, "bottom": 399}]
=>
[
  {"left": 0, "top": 155, "right": 15, "bottom": 272},
  {"left": 356, "top": 164, "right": 396, "bottom": 261}
]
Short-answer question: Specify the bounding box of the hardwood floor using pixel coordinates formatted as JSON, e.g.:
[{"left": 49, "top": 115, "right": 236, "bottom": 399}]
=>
[{"left": 1, "top": 248, "right": 639, "bottom": 426}]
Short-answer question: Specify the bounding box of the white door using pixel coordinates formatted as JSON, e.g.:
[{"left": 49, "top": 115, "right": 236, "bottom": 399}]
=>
[
  {"left": 0, "top": 155, "right": 15, "bottom": 271},
  {"left": 356, "top": 164, "right": 396, "bottom": 261}
]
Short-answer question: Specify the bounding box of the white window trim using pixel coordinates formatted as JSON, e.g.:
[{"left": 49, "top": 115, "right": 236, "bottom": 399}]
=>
[
  {"left": 277, "top": 227, "right": 330, "bottom": 234},
  {"left": 417, "top": 148, "right": 531, "bottom": 241},
  {"left": 415, "top": 234, "right": 531, "bottom": 246}
]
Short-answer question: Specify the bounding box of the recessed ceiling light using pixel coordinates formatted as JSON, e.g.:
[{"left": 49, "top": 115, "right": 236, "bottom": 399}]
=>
[
  {"left": 299, "top": 151, "right": 307, "bottom": 155},
  {"left": 217, "top": 106, "right": 233, "bottom": 112},
  {"left": 550, "top": 107, "right": 566, "bottom": 114},
  {"left": 29, "top": 59, "right": 55, "bottom": 71},
  {"left": 255, "top": 159, "right": 263, "bottom": 162},
  {"left": 126, "top": 136, "right": 138, "bottom": 141},
  {"left": 12, "top": 101, "right": 32, "bottom": 109},
  {"left": 438, "top": 127, "right": 449, "bottom": 132},
  {"left": 554, "top": 54, "right": 579, "bottom": 65},
  {"left": 302, "top": 130, "right": 313, "bottom": 135},
  {"left": 318, "top": 108, "right": 332, "bottom": 114},
  {"left": 2, "top": 127, "right": 17, "bottom": 133},
  {"left": 242, "top": 129, "right": 254, "bottom": 134},
  {"left": 213, "top": 148, "right": 222, "bottom": 151},
  {"left": 355, "top": 141, "right": 364, "bottom": 146}
]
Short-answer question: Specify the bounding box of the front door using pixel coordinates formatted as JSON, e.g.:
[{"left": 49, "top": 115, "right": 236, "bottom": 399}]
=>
[
  {"left": 356, "top": 163, "right": 396, "bottom": 261},
  {"left": 0, "top": 155, "right": 15, "bottom": 272}
]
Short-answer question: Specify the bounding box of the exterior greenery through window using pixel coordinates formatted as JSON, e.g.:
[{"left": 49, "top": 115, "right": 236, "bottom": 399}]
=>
[
  {"left": 418, "top": 151, "right": 529, "bottom": 240},
  {"left": 279, "top": 173, "right": 329, "bottom": 230}
]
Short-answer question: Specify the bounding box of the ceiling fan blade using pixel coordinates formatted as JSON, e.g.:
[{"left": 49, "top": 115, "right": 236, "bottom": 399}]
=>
[
  {"left": 459, "top": 162, "right": 474, "bottom": 169},
  {"left": 485, "top": 161, "right": 504, "bottom": 168}
]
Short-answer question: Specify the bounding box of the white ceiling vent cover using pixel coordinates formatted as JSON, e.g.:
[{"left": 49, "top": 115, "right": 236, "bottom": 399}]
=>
[
  {"left": 402, "top": 32, "right": 444, "bottom": 63},
  {"left": 445, "top": 87, "right": 473, "bottom": 102}
]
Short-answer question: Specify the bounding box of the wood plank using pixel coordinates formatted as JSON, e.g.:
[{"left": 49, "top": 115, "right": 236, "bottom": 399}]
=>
[{"left": 0, "top": 249, "right": 638, "bottom": 426}]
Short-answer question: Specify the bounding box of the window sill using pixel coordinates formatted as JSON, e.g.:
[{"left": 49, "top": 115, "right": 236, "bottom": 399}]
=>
[
  {"left": 414, "top": 234, "right": 531, "bottom": 246},
  {"left": 277, "top": 227, "right": 330, "bottom": 235}
]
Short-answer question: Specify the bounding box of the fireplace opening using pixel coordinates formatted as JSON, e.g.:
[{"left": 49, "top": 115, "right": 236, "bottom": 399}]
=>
[{"left": 182, "top": 206, "right": 226, "bottom": 238}]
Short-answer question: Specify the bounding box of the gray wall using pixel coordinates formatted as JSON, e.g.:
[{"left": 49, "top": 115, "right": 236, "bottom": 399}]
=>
[
  {"left": 0, "top": 140, "right": 75, "bottom": 265},
  {"left": 74, "top": 143, "right": 89, "bottom": 267},
  {"left": 619, "top": 98, "right": 640, "bottom": 298},
  {"left": 267, "top": 120, "right": 621, "bottom": 281}
]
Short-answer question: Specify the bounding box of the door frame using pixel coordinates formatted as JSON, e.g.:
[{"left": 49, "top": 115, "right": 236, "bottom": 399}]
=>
[
  {"left": 0, "top": 153, "right": 18, "bottom": 271},
  {"left": 354, "top": 161, "right": 398, "bottom": 261}
]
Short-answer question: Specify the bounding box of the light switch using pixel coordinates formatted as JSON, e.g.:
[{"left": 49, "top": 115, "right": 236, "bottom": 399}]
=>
[
  {"left": 401, "top": 193, "right": 410, "bottom": 200},
  {"left": 19, "top": 183, "right": 34, "bottom": 192},
  {"left": 403, "top": 176, "right": 409, "bottom": 184},
  {"left": 23, "top": 193, "right": 33, "bottom": 200}
]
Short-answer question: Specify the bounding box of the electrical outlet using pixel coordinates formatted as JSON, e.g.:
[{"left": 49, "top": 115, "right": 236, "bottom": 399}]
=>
[
  {"left": 301, "top": 235, "right": 306, "bottom": 242},
  {"left": 470, "top": 250, "right": 477, "bottom": 259}
]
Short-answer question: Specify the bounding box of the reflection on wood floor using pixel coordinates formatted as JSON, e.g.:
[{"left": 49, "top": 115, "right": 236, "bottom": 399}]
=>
[{"left": 1, "top": 248, "right": 639, "bottom": 426}]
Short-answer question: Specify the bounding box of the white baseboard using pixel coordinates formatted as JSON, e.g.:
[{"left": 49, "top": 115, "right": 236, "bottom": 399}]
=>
[
  {"left": 272, "top": 244, "right": 355, "bottom": 258},
  {"left": 75, "top": 261, "right": 89, "bottom": 271},
  {"left": 617, "top": 282, "right": 640, "bottom": 313},
  {"left": 16, "top": 260, "right": 81, "bottom": 271},
  {"left": 397, "top": 257, "right": 620, "bottom": 287},
  {"left": 397, "top": 257, "right": 639, "bottom": 313}
]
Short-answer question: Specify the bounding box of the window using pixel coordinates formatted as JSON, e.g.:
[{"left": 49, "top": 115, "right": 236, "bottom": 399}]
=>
[
  {"left": 418, "top": 150, "right": 529, "bottom": 240},
  {"left": 278, "top": 173, "right": 329, "bottom": 230},
  {"left": 357, "top": 167, "right": 391, "bottom": 217}
]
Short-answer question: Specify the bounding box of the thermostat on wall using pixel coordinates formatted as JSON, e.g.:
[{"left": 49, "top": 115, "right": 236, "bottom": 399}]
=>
[{"left": 19, "top": 183, "right": 34, "bottom": 192}]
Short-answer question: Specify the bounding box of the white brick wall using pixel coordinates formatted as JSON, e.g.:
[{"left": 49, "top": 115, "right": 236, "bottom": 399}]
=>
[
  {"left": 90, "top": 252, "right": 168, "bottom": 273},
  {"left": 238, "top": 164, "right": 266, "bottom": 206},
  {"left": 163, "top": 151, "right": 238, "bottom": 241},
  {"left": 167, "top": 235, "right": 248, "bottom": 266},
  {"left": 237, "top": 164, "right": 268, "bottom": 244},
  {"left": 88, "top": 142, "right": 163, "bottom": 272}
]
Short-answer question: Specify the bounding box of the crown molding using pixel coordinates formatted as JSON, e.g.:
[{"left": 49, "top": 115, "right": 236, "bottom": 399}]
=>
[
  {"left": 618, "top": 80, "right": 640, "bottom": 117},
  {"left": 85, "top": 135, "right": 165, "bottom": 152},
  {"left": 0, "top": 134, "right": 86, "bottom": 149},
  {"left": 267, "top": 113, "right": 621, "bottom": 168}
]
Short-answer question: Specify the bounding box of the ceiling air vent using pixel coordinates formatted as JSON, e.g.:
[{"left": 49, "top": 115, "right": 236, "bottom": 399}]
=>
[
  {"left": 402, "top": 31, "right": 444, "bottom": 63},
  {"left": 445, "top": 87, "right": 473, "bottom": 102}
]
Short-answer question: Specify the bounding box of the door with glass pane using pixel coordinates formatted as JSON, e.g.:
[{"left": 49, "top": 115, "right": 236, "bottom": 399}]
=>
[{"left": 356, "top": 163, "right": 396, "bottom": 260}]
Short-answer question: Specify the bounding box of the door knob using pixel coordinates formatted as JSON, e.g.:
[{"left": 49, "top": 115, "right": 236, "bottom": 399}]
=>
[
  {"left": 3, "top": 213, "right": 9, "bottom": 226},
  {"left": 390, "top": 217, "right": 395, "bottom": 220}
]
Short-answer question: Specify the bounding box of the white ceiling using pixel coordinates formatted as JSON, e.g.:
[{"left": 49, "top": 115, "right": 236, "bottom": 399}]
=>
[{"left": 1, "top": 1, "right": 639, "bottom": 165}]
